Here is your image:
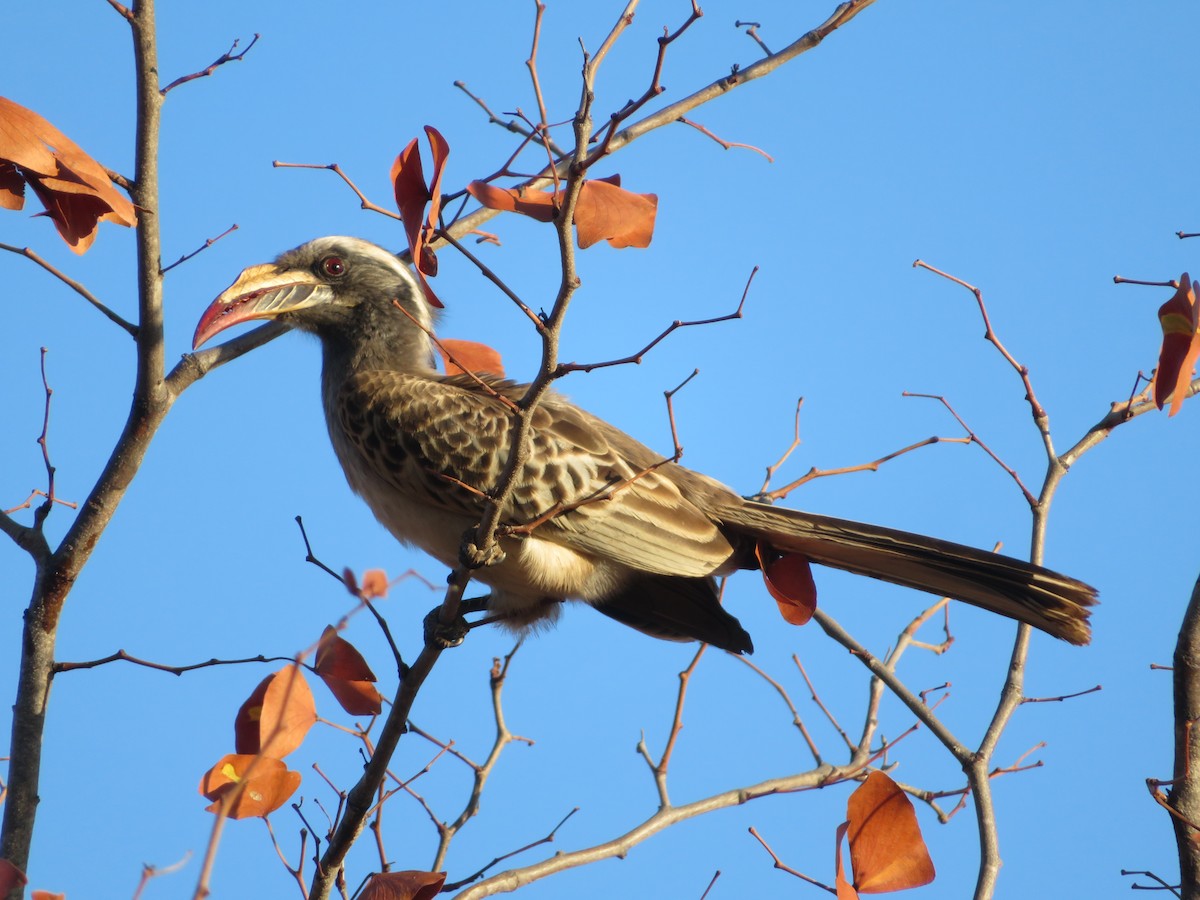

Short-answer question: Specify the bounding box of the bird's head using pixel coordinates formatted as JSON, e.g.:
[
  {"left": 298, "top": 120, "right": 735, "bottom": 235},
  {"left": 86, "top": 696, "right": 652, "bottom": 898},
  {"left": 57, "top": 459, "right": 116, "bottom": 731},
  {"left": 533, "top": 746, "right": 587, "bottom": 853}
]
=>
[{"left": 193, "top": 237, "right": 436, "bottom": 367}]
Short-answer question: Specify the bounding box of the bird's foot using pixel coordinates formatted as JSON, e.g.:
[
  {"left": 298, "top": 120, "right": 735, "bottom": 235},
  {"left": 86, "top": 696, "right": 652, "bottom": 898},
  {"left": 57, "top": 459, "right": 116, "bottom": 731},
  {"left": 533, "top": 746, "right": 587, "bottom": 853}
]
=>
[
  {"left": 422, "top": 596, "right": 492, "bottom": 649},
  {"left": 460, "top": 538, "right": 506, "bottom": 570},
  {"left": 423, "top": 607, "right": 470, "bottom": 649}
]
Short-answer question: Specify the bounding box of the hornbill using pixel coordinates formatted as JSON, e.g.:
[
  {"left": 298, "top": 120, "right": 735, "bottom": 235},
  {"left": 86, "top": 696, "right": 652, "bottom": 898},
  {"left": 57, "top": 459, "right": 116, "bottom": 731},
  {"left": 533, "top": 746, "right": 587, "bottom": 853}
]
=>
[{"left": 194, "top": 237, "right": 1096, "bottom": 652}]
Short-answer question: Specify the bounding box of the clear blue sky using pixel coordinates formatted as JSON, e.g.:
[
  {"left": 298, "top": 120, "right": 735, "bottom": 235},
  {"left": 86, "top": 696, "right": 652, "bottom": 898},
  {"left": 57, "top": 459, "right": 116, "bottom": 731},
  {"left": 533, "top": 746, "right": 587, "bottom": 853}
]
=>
[{"left": 4, "top": 2, "right": 1199, "bottom": 897}]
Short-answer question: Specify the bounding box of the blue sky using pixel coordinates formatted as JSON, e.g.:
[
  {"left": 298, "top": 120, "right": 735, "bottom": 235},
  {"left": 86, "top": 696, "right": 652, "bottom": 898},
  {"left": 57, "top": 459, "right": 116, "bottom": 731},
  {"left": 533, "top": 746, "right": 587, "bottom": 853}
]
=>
[{"left": 4, "top": 2, "right": 1200, "bottom": 897}]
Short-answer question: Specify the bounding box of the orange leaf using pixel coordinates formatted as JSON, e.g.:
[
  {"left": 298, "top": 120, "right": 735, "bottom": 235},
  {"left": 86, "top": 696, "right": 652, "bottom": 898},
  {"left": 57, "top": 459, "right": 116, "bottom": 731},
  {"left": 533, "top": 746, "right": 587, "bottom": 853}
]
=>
[
  {"left": 316, "top": 626, "right": 384, "bottom": 716},
  {"left": 234, "top": 666, "right": 316, "bottom": 758},
  {"left": 437, "top": 338, "right": 506, "bottom": 376},
  {"left": 198, "top": 753, "right": 301, "bottom": 819},
  {"left": 466, "top": 180, "right": 557, "bottom": 222},
  {"left": 32, "top": 892, "right": 65, "bottom": 900},
  {"left": 359, "top": 870, "right": 447, "bottom": 900},
  {"left": 1152, "top": 273, "right": 1200, "bottom": 416},
  {"left": 833, "top": 822, "right": 860, "bottom": 900},
  {"left": 0, "top": 860, "right": 27, "bottom": 894},
  {"left": 755, "top": 541, "right": 817, "bottom": 625},
  {"left": 360, "top": 568, "right": 390, "bottom": 600},
  {"left": 845, "top": 771, "right": 935, "bottom": 893},
  {"left": 466, "top": 174, "right": 657, "bottom": 248},
  {"left": 0, "top": 96, "right": 137, "bottom": 252},
  {"left": 573, "top": 178, "right": 657, "bottom": 249}
]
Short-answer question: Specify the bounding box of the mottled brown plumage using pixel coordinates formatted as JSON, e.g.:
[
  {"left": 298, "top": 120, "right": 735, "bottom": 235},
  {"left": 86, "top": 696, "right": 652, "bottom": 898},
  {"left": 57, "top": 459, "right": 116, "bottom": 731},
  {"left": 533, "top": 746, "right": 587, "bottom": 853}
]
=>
[{"left": 194, "top": 237, "right": 1097, "bottom": 652}]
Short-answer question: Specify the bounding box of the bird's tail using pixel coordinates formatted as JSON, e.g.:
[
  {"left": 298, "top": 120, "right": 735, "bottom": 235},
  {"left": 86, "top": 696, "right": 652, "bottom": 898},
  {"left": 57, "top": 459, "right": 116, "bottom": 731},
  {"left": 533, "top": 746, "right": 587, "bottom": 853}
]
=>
[{"left": 715, "top": 500, "right": 1096, "bottom": 644}]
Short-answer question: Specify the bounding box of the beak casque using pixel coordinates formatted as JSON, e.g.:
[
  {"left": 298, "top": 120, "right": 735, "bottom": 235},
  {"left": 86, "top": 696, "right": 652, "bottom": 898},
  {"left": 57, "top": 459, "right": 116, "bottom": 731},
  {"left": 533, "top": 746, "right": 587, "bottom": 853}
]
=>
[{"left": 192, "top": 263, "right": 332, "bottom": 349}]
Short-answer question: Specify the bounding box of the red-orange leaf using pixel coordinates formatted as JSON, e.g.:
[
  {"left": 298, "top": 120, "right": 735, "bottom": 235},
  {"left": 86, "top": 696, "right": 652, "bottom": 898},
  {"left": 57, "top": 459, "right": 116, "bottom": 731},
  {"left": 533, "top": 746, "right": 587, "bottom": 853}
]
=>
[
  {"left": 438, "top": 338, "right": 506, "bottom": 376},
  {"left": 833, "top": 821, "right": 859, "bottom": 900},
  {"left": 466, "top": 174, "right": 657, "bottom": 249},
  {"left": 199, "top": 754, "right": 301, "bottom": 819},
  {"left": 0, "top": 860, "right": 27, "bottom": 894},
  {"left": 32, "top": 891, "right": 65, "bottom": 900},
  {"left": 845, "top": 771, "right": 935, "bottom": 893},
  {"left": 323, "top": 675, "right": 384, "bottom": 717},
  {"left": 316, "top": 626, "right": 378, "bottom": 681},
  {"left": 0, "top": 96, "right": 137, "bottom": 252},
  {"left": 315, "top": 626, "right": 383, "bottom": 716},
  {"left": 234, "top": 666, "right": 316, "bottom": 758},
  {"left": 390, "top": 129, "right": 447, "bottom": 308},
  {"left": 755, "top": 541, "right": 817, "bottom": 625},
  {"left": 466, "top": 180, "right": 557, "bottom": 222},
  {"left": 1152, "top": 272, "right": 1200, "bottom": 416},
  {"left": 359, "top": 870, "right": 447, "bottom": 900}
]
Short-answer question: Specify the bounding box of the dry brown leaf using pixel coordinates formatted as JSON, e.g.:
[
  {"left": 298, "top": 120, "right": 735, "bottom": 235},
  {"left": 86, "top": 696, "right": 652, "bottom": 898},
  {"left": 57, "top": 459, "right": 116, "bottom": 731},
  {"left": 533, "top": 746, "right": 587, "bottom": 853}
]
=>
[{"left": 0, "top": 96, "right": 136, "bottom": 252}]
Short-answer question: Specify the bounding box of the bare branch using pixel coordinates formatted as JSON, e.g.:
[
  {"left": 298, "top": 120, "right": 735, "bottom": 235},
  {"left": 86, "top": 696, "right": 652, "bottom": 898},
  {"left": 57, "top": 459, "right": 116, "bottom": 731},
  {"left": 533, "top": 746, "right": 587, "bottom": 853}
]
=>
[
  {"left": 735, "top": 20, "right": 774, "bottom": 57},
  {"left": 160, "top": 223, "right": 238, "bottom": 275},
  {"left": 454, "top": 81, "right": 569, "bottom": 157},
  {"left": 557, "top": 267, "right": 755, "bottom": 375},
  {"left": 913, "top": 259, "right": 1048, "bottom": 423},
  {"left": 273, "top": 161, "right": 403, "bottom": 221},
  {"left": 440, "top": 0, "right": 882, "bottom": 244},
  {"left": 747, "top": 825, "right": 835, "bottom": 892},
  {"left": 0, "top": 243, "right": 137, "bottom": 337},
  {"left": 160, "top": 34, "right": 260, "bottom": 96},
  {"left": 902, "top": 392, "right": 1037, "bottom": 508},
  {"left": 525, "top": 1, "right": 551, "bottom": 127},
  {"left": 677, "top": 116, "right": 774, "bottom": 162}
]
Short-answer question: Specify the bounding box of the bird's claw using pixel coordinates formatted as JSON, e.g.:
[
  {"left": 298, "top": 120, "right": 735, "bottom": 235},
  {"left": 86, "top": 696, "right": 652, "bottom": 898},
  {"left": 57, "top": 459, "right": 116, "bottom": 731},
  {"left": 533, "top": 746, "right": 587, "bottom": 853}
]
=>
[
  {"left": 423, "top": 607, "right": 470, "bottom": 649},
  {"left": 460, "top": 540, "right": 505, "bottom": 569}
]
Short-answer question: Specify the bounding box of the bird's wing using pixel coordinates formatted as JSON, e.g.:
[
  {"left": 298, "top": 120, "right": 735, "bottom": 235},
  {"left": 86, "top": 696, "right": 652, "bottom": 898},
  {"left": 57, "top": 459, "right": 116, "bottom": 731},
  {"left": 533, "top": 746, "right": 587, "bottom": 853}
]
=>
[{"left": 335, "top": 370, "right": 736, "bottom": 578}]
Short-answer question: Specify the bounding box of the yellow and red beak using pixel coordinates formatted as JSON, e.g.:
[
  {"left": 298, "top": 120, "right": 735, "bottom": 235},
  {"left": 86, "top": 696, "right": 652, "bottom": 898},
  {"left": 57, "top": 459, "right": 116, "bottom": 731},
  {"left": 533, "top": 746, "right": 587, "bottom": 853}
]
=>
[{"left": 192, "top": 264, "right": 332, "bottom": 349}]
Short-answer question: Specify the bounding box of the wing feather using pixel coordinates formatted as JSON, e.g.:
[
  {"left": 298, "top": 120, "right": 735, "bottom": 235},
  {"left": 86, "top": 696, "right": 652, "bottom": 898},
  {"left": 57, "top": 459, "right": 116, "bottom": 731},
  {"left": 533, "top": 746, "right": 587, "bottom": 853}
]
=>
[{"left": 336, "top": 371, "right": 735, "bottom": 578}]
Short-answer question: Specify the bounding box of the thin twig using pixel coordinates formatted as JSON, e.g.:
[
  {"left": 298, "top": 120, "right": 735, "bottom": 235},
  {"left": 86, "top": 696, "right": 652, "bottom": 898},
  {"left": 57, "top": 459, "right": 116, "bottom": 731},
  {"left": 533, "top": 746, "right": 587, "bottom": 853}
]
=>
[
  {"left": 677, "top": 117, "right": 774, "bottom": 162},
  {"left": 913, "top": 259, "right": 1048, "bottom": 422},
  {"left": 902, "top": 392, "right": 1037, "bottom": 508},
  {"left": 557, "top": 267, "right": 755, "bottom": 375},
  {"left": 735, "top": 20, "right": 774, "bottom": 56},
  {"left": 160, "top": 34, "right": 260, "bottom": 96},
  {"left": 161, "top": 223, "right": 238, "bottom": 275},
  {"left": 0, "top": 243, "right": 137, "bottom": 336},
  {"left": 747, "top": 826, "right": 835, "bottom": 893},
  {"left": 273, "top": 161, "right": 402, "bottom": 221}
]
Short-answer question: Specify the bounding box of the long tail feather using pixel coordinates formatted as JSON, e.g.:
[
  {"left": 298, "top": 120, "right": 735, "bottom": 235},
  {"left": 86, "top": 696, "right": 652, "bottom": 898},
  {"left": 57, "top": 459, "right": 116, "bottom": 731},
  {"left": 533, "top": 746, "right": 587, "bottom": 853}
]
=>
[{"left": 716, "top": 501, "right": 1096, "bottom": 644}]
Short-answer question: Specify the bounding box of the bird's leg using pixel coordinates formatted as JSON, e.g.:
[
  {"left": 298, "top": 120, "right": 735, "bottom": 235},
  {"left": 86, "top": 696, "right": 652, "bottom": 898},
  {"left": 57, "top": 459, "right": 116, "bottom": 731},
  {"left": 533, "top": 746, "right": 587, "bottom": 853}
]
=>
[{"left": 422, "top": 594, "right": 492, "bottom": 648}]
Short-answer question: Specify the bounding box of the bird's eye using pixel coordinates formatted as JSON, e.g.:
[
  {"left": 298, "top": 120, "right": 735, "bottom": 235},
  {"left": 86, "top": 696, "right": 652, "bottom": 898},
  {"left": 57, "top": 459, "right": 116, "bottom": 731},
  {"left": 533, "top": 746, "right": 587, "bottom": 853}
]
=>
[{"left": 321, "top": 256, "right": 347, "bottom": 278}]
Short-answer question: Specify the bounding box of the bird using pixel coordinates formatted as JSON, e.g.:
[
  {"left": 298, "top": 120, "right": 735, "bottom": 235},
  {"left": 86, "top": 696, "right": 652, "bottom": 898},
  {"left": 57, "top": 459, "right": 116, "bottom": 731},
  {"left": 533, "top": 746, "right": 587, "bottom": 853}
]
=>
[{"left": 193, "top": 236, "right": 1096, "bottom": 653}]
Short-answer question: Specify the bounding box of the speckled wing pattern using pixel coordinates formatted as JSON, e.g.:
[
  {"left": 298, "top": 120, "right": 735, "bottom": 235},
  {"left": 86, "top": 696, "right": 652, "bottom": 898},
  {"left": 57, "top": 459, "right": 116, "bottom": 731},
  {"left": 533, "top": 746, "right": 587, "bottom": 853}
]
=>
[{"left": 334, "top": 370, "right": 738, "bottom": 579}]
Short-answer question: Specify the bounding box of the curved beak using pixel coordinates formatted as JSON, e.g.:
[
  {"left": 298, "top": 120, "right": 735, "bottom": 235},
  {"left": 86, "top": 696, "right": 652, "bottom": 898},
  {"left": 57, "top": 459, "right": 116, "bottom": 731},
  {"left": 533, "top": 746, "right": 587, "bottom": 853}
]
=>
[{"left": 193, "top": 264, "right": 332, "bottom": 349}]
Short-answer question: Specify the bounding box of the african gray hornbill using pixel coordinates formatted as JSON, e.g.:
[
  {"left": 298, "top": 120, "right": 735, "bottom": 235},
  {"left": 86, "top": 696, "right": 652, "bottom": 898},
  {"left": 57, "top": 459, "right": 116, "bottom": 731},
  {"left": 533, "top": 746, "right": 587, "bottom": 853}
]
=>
[{"left": 193, "top": 236, "right": 1097, "bottom": 652}]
